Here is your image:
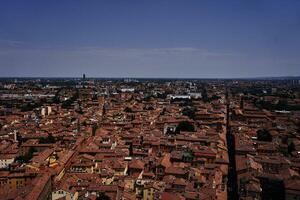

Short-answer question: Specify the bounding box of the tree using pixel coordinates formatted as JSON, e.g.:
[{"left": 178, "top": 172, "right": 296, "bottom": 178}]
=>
[
  {"left": 96, "top": 192, "right": 111, "bottom": 200},
  {"left": 157, "top": 92, "right": 167, "bottom": 99},
  {"left": 256, "top": 129, "right": 272, "bottom": 142},
  {"left": 261, "top": 178, "right": 284, "bottom": 200},
  {"left": 39, "top": 134, "right": 55, "bottom": 144},
  {"left": 160, "top": 107, "right": 166, "bottom": 115},
  {"left": 176, "top": 121, "right": 195, "bottom": 133},
  {"left": 52, "top": 95, "right": 60, "bottom": 104},
  {"left": 61, "top": 89, "right": 79, "bottom": 109},
  {"left": 61, "top": 99, "right": 73, "bottom": 109},
  {"left": 143, "top": 106, "right": 154, "bottom": 110},
  {"left": 82, "top": 120, "right": 87, "bottom": 126},
  {"left": 288, "top": 142, "right": 295, "bottom": 155},
  {"left": 277, "top": 100, "right": 288, "bottom": 110},
  {"left": 298, "top": 122, "right": 300, "bottom": 134},
  {"left": 124, "top": 107, "right": 133, "bottom": 113},
  {"left": 20, "top": 102, "right": 41, "bottom": 112},
  {"left": 76, "top": 107, "right": 84, "bottom": 114},
  {"left": 16, "top": 147, "right": 37, "bottom": 163},
  {"left": 202, "top": 89, "right": 209, "bottom": 102},
  {"left": 182, "top": 106, "right": 197, "bottom": 120},
  {"left": 211, "top": 94, "right": 221, "bottom": 101},
  {"left": 92, "top": 124, "right": 98, "bottom": 136}
]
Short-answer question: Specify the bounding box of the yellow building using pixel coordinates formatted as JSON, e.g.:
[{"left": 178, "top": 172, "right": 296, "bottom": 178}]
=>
[{"left": 7, "top": 172, "right": 36, "bottom": 189}]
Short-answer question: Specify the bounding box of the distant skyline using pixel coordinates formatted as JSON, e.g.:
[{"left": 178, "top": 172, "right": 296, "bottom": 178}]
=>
[{"left": 0, "top": 0, "right": 300, "bottom": 78}]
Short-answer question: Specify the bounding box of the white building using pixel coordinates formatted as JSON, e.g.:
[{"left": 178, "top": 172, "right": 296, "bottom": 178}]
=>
[
  {"left": 41, "top": 107, "right": 46, "bottom": 117},
  {"left": 189, "top": 92, "right": 202, "bottom": 99},
  {"left": 47, "top": 106, "right": 52, "bottom": 115},
  {"left": 168, "top": 94, "right": 191, "bottom": 100},
  {"left": 120, "top": 88, "right": 135, "bottom": 92},
  {"left": 0, "top": 154, "right": 15, "bottom": 169},
  {"left": 52, "top": 189, "right": 78, "bottom": 200}
]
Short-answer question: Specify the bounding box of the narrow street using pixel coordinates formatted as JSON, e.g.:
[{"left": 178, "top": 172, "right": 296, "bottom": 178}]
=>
[{"left": 226, "top": 89, "right": 239, "bottom": 200}]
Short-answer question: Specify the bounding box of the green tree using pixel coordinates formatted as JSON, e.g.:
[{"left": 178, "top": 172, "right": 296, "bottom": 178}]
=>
[
  {"left": 96, "top": 192, "right": 111, "bottom": 200},
  {"left": 176, "top": 121, "right": 195, "bottom": 133},
  {"left": 124, "top": 107, "right": 133, "bottom": 113},
  {"left": 16, "top": 147, "right": 37, "bottom": 163},
  {"left": 202, "top": 89, "right": 209, "bottom": 102},
  {"left": 92, "top": 124, "right": 98, "bottom": 136},
  {"left": 182, "top": 106, "right": 197, "bottom": 120},
  {"left": 257, "top": 129, "right": 272, "bottom": 142},
  {"left": 288, "top": 142, "right": 295, "bottom": 155},
  {"left": 39, "top": 134, "right": 55, "bottom": 144}
]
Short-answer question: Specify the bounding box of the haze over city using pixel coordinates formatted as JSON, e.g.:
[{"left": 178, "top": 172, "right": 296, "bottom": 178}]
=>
[{"left": 0, "top": 0, "right": 300, "bottom": 78}]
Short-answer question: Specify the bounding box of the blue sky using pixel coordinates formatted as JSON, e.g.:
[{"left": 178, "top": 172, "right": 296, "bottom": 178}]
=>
[{"left": 0, "top": 0, "right": 300, "bottom": 78}]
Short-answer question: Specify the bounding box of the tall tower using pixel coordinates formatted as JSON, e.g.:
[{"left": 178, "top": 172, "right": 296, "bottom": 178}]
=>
[{"left": 83, "top": 74, "right": 86, "bottom": 88}]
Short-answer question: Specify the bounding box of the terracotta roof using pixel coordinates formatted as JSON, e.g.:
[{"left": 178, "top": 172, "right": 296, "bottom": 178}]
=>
[{"left": 129, "top": 159, "right": 144, "bottom": 170}]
